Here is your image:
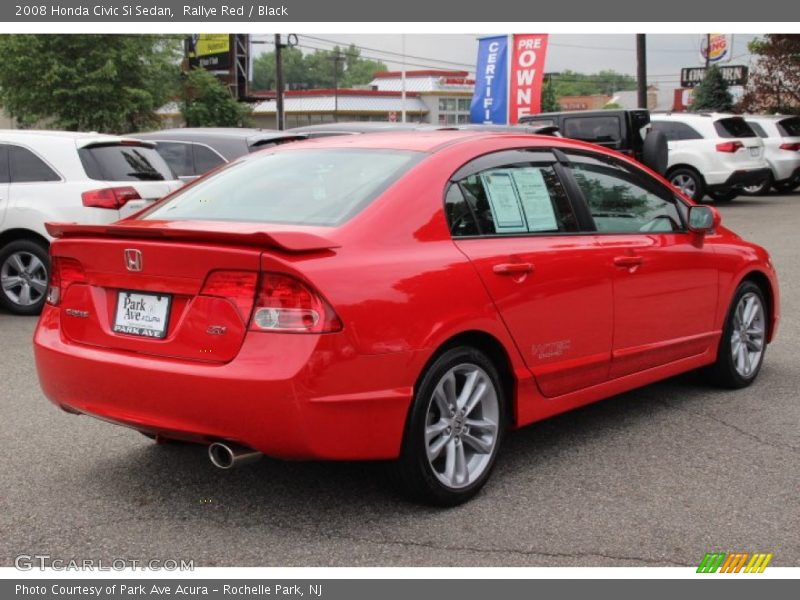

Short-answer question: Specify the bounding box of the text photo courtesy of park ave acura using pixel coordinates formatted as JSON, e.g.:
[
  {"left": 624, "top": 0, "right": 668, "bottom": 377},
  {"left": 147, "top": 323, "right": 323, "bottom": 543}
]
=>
[{"left": 0, "top": 27, "right": 798, "bottom": 580}]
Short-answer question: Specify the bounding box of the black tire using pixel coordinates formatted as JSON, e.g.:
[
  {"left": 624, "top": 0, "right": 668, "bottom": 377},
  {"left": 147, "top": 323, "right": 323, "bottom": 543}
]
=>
[
  {"left": 708, "top": 190, "right": 738, "bottom": 203},
  {"left": 668, "top": 167, "right": 705, "bottom": 202},
  {"left": 0, "top": 239, "right": 50, "bottom": 316},
  {"left": 704, "top": 281, "right": 768, "bottom": 389},
  {"left": 393, "top": 346, "right": 506, "bottom": 506},
  {"left": 743, "top": 172, "right": 773, "bottom": 196},
  {"left": 772, "top": 179, "right": 800, "bottom": 194}
]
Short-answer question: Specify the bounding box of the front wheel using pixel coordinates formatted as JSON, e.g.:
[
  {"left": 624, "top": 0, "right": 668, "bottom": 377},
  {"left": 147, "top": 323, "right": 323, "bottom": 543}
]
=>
[
  {"left": 0, "top": 239, "right": 50, "bottom": 315},
  {"left": 704, "top": 281, "right": 768, "bottom": 388},
  {"left": 393, "top": 347, "right": 505, "bottom": 506}
]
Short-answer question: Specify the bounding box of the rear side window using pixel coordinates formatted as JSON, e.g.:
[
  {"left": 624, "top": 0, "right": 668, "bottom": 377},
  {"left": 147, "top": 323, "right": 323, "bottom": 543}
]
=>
[
  {"left": 777, "top": 117, "right": 800, "bottom": 137},
  {"left": 9, "top": 145, "right": 60, "bottom": 183},
  {"left": 79, "top": 144, "right": 175, "bottom": 181},
  {"left": 747, "top": 122, "right": 769, "bottom": 138},
  {"left": 562, "top": 116, "right": 621, "bottom": 144},
  {"left": 651, "top": 121, "right": 704, "bottom": 141},
  {"left": 714, "top": 118, "right": 757, "bottom": 139},
  {"left": 142, "top": 148, "right": 421, "bottom": 226},
  {"left": 154, "top": 142, "right": 194, "bottom": 177},
  {"left": 193, "top": 144, "right": 225, "bottom": 174},
  {"left": 450, "top": 161, "right": 577, "bottom": 236}
]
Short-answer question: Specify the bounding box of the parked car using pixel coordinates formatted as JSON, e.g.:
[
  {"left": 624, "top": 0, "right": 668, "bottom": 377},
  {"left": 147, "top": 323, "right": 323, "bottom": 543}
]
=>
[
  {"left": 649, "top": 113, "right": 771, "bottom": 202},
  {"left": 519, "top": 109, "right": 668, "bottom": 175},
  {"left": 0, "top": 130, "right": 182, "bottom": 315},
  {"left": 132, "top": 128, "right": 307, "bottom": 181},
  {"left": 742, "top": 115, "right": 800, "bottom": 194},
  {"left": 35, "top": 131, "right": 779, "bottom": 505}
]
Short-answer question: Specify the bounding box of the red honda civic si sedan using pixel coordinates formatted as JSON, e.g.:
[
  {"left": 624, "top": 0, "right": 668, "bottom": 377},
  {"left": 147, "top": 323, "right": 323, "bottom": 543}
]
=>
[{"left": 34, "top": 131, "right": 779, "bottom": 505}]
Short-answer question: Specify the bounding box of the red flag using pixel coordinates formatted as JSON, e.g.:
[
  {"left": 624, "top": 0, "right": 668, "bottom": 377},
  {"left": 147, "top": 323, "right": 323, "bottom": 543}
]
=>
[{"left": 509, "top": 34, "right": 550, "bottom": 124}]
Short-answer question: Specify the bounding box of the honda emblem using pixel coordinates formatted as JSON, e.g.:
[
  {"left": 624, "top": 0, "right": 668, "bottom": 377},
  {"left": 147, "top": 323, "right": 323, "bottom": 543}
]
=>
[{"left": 124, "top": 249, "right": 143, "bottom": 272}]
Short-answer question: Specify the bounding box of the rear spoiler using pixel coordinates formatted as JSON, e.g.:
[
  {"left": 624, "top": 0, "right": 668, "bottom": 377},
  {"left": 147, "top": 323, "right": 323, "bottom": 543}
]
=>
[{"left": 45, "top": 222, "right": 339, "bottom": 253}]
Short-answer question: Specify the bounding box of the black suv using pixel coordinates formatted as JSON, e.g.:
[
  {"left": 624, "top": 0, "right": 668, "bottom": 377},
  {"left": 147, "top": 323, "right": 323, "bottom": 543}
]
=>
[{"left": 520, "top": 109, "right": 667, "bottom": 175}]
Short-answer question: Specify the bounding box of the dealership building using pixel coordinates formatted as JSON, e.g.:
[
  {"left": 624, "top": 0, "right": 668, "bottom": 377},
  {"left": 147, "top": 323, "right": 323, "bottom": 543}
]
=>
[{"left": 158, "top": 69, "right": 476, "bottom": 128}]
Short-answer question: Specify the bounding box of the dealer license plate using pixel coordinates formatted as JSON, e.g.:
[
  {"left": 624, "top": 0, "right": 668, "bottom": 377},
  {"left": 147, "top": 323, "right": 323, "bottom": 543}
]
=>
[{"left": 113, "top": 291, "right": 171, "bottom": 338}]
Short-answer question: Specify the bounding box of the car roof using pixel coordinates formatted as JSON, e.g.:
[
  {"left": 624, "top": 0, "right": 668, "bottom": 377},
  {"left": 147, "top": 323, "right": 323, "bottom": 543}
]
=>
[
  {"left": 275, "top": 129, "right": 576, "bottom": 154},
  {"left": 288, "top": 122, "right": 423, "bottom": 134}
]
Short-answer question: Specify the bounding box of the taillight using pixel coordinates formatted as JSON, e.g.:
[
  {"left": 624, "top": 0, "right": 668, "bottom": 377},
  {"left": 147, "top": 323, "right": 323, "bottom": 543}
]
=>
[
  {"left": 779, "top": 142, "right": 800, "bottom": 151},
  {"left": 46, "top": 257, "right": 87, "bottom": 306},
  {"left": 81, "top": 186, "right": 142, "bottom": 209},
  {"left": 199, "top": 271, "right": 259, "bottom": 323},
  {"left": 716, "top": 141, "right": 744, "bottom": 153},
  {"left": 251, "top": 273, "right": 342, "bottom": 333}
]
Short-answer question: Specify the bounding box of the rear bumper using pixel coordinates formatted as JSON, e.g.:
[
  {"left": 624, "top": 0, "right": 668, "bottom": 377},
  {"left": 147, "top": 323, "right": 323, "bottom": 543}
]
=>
[
  {"left": 775, "top": 165, "right": 800, "bottom": 186},
  {"left": 707, "top": 168, "right": 772, "bottom": 192},
  {"left": 34, "top": 305, "right": 416, "bottom": 460}
]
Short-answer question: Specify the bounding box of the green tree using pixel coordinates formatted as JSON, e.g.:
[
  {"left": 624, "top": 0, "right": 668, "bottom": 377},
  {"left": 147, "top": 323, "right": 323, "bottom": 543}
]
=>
[
  {"left": 0, "top": 34, "right": 181, "bottom": 133},
  {"left": 180, "top": 69, "right": 252, "bottom": 127},
  {"left": 551, "top": 70, "right": 637, "bottom": 97},
  {"left": 540, "top": 79, "right": 560, "bottom": 112},
  {"left": 740, "top": 34, "right": 800, "bottom": 114},
  {"left": 251, "top": 43, "right": 387, "bottom": 90},
  {"left": 251, "top": 46, "right": 306, "bottom": 90},
  {"left": 692, "top": 64, "right": 734, "bottom": 112}
]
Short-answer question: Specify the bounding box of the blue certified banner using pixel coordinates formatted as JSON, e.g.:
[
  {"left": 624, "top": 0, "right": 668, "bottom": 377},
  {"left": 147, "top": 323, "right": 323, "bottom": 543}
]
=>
[{"left": 470, "top": 35, "right": 508, "bottom": 124}]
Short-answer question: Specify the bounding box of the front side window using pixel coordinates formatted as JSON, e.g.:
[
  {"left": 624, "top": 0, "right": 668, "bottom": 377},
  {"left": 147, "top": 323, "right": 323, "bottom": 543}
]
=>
[
  {"left": 446, "top": 157, "right": 578, "bottom": 236},
  {"left": 9, "top": 145, "right": 60, "bottom": 183},
  {"left": 154, "top": 142, "right": 194, "bottom": 177},
  {"left": 143, "top": 148, "right": 421, "bottom": 226},
  {"left": 569, "top": 156, "right": 683, "bottom": 234}
]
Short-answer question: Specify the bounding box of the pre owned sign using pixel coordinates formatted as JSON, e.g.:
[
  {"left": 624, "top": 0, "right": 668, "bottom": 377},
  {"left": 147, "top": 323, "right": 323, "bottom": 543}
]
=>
[{"left": 509, "top": 34, "right": 550, "bottom": 124}]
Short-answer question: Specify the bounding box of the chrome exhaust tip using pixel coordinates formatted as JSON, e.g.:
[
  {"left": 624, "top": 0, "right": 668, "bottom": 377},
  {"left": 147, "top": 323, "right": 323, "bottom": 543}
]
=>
[{"left": 208, "top": 442, "right": 262, "bottom": 469}]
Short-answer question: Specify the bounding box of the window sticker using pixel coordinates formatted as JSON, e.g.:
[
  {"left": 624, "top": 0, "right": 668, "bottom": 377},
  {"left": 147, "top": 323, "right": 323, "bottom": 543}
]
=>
[
  {"left": 480, "top": 171, "right": 526, "bottom": 232},
  {"left": 511, "top": 168, "right": 558, "bottom": 232}
]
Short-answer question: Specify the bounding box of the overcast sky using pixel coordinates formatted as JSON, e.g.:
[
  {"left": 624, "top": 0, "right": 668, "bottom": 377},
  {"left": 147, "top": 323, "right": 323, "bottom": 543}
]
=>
[{"left": 251, "top": 33, "right": 759, "bottom": 89}]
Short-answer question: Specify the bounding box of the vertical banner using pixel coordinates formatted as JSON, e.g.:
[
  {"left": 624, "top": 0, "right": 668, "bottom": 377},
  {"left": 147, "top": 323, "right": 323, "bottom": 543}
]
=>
[
  {"left": 509, "top": 34, "right": 549, "bottom": 124},
  {"left": 470, "top": 35, "right": 509, "bottom": 124}
]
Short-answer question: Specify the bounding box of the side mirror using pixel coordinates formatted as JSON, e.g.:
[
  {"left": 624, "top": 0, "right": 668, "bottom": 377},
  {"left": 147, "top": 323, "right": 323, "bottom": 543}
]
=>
[{"left": 688, "top": 205, "right": 721, "bottom": 234}]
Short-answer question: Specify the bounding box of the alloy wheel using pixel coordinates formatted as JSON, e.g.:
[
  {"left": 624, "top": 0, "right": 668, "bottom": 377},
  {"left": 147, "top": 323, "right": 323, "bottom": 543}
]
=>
[
  {"left": 730, "top": 292, "right": 766, "bottom": 379},
  {"left": 1, "top": 251, "right": 48, "bottom": 307},
  {"left": 424, "top": 364, "right": 499, "bottom": 489},
  {"left": 671, "top": 173, "right": 697, "bottom": 198}
]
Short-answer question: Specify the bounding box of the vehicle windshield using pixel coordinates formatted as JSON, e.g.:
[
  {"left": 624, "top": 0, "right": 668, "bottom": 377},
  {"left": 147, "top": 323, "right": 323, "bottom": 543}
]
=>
[{"left": 141, "top": 148, "right": 421, "bottom": 226}]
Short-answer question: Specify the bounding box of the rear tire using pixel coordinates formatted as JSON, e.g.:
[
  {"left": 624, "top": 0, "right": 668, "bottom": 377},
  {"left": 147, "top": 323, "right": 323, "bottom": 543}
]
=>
[
  {"left": 708, "top": 190, "right": 738, "bottom": 203},
  {"left": 393, "top": 346, "right": 506, "bottom": 506},
  {"left": 704, "top": 281, "right": 768, "bottom": 389},
  {"left": 0, "top": 239, "right": 49, "bottom": 316},
  {"left": 772, "top": 179, "right": 800, "bottom": 194},
  {"left": 668, "top": 167, "right": 705, "bottom": 202},
  {"left": 743, "top": 173, "right": 773, "bottom": 196}
]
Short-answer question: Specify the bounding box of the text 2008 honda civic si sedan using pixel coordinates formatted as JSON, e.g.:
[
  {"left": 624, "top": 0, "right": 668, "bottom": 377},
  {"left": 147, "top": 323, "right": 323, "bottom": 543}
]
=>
[{"left": 34, "top": 131, "right": 779, "bottom": 505}]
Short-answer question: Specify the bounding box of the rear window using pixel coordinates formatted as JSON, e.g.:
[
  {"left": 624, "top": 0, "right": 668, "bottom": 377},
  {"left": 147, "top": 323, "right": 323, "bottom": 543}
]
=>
[
  {"left": 777, "top": 117, "right": 800, "bottom": 137},
  {"left": 141, "top": 148, "right": 421, "bottom": 226},
  {"left": 562, "top": 116, "right": 621, "bottom": 144},
  {"left": 79, "top": 144, "right": 175, "bottom": 182},
  {"left": 714, "top": 117, "right": 757, "bottom": 139}
]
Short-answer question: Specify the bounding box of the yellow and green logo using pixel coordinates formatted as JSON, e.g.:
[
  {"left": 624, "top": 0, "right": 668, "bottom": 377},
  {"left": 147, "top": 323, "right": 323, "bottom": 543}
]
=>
[{"left": 697, "top": 552, "right": 773, "bottom": 573}]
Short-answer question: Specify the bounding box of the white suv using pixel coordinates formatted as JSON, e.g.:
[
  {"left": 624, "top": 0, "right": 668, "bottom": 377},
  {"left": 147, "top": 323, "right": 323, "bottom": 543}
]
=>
[
  {"left": 743, "top": 115, "right": 800, "bottom": 194},
  {"left": 649, "top": 113, "right": 771, "bottom": 203},
  {"left": 0, "top": 131, "right": 182, "bottom": 315}
]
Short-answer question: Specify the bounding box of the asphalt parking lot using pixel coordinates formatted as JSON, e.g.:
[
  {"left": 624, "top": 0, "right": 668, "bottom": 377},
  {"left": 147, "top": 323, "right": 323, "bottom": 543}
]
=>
[{"left": 1, "top": 194, "right": 798, "bottom": 568}]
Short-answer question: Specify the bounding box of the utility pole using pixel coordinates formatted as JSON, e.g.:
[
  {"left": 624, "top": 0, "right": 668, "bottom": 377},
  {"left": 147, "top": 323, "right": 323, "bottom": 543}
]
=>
[
  {"left": 401, "top": 34, "right": 407, "bottom": 123},
  {"left": 274, "top": 34, "right": 285, "bottom": 130},
  {"left": 636, "top": 34, "right": 647, "bottom": 109},
  {"left": 705, "top": 33, "right": 711, "bottom": 68},
  {"left": 329, "top": 50, "right": 345, "bottom": 122}
]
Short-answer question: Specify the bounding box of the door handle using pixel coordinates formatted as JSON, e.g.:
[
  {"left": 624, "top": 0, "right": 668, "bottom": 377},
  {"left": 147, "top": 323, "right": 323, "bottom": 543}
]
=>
[
  {"left": 613, "top": 256, "right": 643, "bottom": 268},
  {"left": 493, "top": 262, "right": 534, "bottom": 275}
]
